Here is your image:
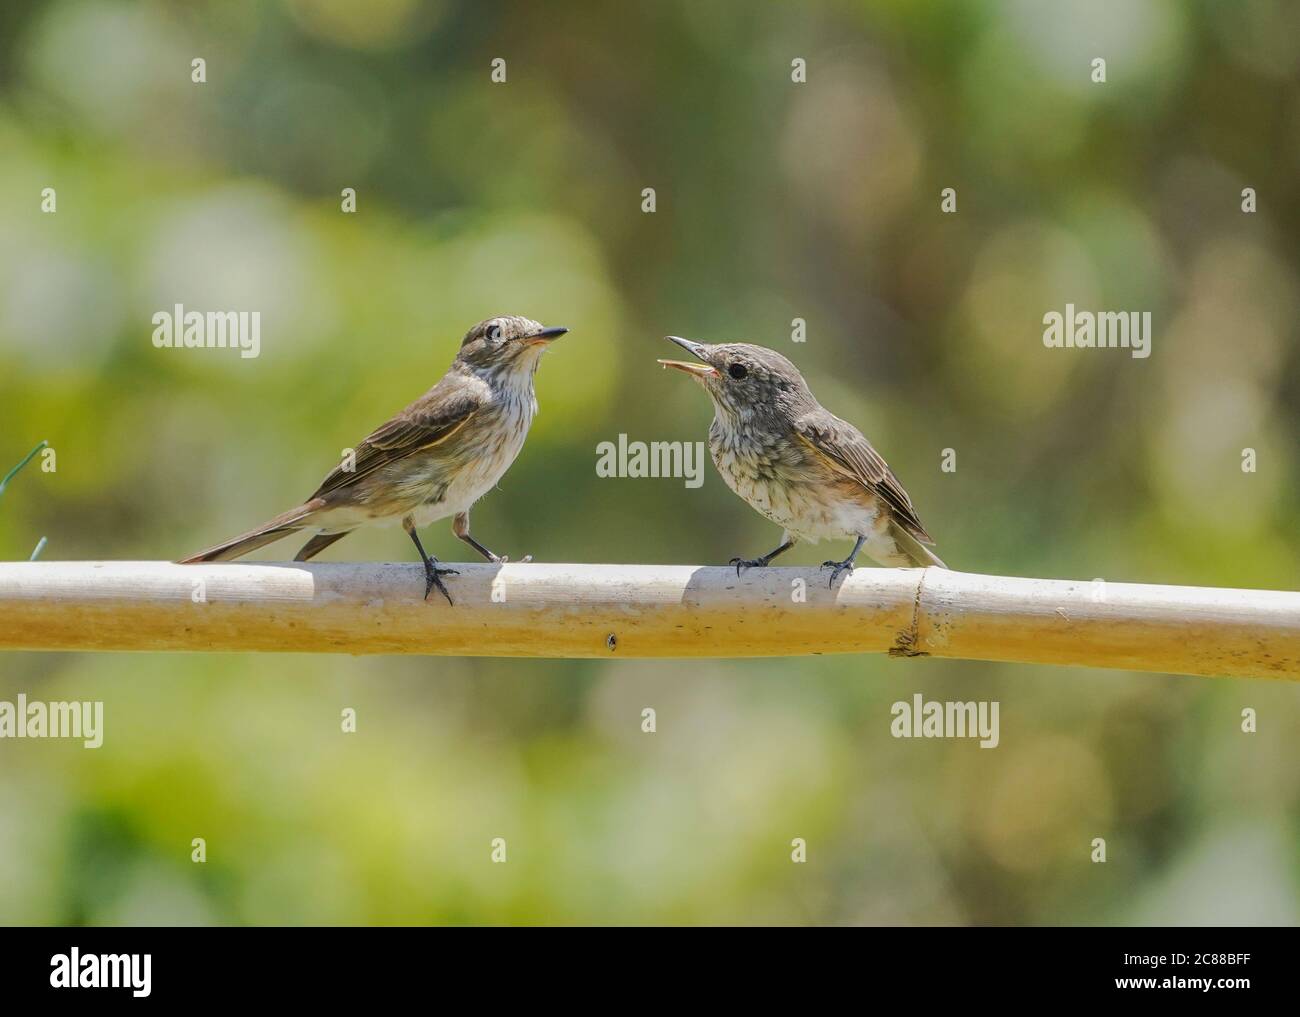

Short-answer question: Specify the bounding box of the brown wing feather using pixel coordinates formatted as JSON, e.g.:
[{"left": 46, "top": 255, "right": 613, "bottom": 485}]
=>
[
  {"left": 310, "top": 378, "right": 483, "bottom": 501},
  {"left": 794, "top": 411, "right": 935, "bottom": 544}
]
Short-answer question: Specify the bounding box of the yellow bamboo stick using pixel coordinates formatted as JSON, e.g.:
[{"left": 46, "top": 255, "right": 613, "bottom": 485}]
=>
[{"left": 0, "top": 562, "right": 1296, "bottom": 679}]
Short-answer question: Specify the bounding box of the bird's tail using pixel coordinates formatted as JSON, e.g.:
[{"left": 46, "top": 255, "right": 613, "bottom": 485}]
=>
[
  {"left": 890, "top": 521, "right": 948, "bottom": 569},
  {"left": 177, "top": 501, "right": 321, "bottom": 563}
]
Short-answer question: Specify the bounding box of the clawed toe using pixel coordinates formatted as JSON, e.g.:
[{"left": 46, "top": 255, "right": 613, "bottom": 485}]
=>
[
  {"left": 729, "top": 556, "right": 766, "bottom": 577},
  {"left": 488, "top": 553, "right": 532, "bottom": 564},
  {"left": 422, "top": 564, "right": 459, "bottom": 605},
  {"left": 821, "top": 559, "right": 854, "bottom": 588}
]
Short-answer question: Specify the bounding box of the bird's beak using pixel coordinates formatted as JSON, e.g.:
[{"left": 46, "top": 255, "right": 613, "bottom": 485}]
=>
[
  {"left": 658, "top": 335, "right": 717, "bottom": 377},
  {"left": 526, "top": 326, "right": 569, "bottom": 345}
]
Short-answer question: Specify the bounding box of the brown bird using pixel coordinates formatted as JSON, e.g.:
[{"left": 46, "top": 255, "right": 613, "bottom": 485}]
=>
[
  {"left": 659, "top": 336, "right": 946, "bottom": 585},
  {"left": 179, "top": 315, "right": 569, "bottom": 603}
]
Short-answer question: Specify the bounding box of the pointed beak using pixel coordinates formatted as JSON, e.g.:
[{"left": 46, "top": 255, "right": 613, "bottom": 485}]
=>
[
  {"left": 658, "top": 335, "right": 717, "bottom": 377},
  {"left": 526, "top": 325, "right": 569, "bottom": 345}
]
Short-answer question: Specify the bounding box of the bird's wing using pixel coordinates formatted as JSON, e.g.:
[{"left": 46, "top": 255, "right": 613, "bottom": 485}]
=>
[
  {"left": 309, "top": 377, "right": 484, "bottom": 500},
  {"left": 793, "top": 410, "right": 935, "bottom": 544}
]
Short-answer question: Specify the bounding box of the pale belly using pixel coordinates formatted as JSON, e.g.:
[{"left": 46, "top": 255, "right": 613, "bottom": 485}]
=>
[
  {"left": 313, "top": 401, "right": 532, "bottom": 532},
  {"left": 718, "top": 467, "right": 880, "bottom": 542},
  {"left": 710, "top": 430, "right": 887, "bottom": 547},
  {"left": 408, "top": 432, "right": 525, "bottom": 526}
]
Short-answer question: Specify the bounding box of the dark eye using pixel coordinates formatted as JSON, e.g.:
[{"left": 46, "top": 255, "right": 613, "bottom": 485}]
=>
[
  {"left": 728, "top": 362, "right": 748, "bottom": 380},
  {"left": 487, "top": 325, "right": 503, "bottom": 341}
]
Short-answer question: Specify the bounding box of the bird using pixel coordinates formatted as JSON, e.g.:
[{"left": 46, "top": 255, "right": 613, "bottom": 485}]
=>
[
  {"left": 658, "top": 336, "right": 946, "bottom": 585},
  {"left": 178, "top": 315, "right": 570, "bottom": 604}
]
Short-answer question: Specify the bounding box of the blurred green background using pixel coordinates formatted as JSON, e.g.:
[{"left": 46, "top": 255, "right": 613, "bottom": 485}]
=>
[{"left": 2, "top": 0, "right": 1298, "bottom": 925}]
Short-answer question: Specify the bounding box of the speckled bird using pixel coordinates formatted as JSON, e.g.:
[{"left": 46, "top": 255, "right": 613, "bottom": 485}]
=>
[
  {"left": 659, "top": 336, "right": 946, "bottom": 584},
  {"left": 180, "top": 315, "right": 569, "bottom": 604}
]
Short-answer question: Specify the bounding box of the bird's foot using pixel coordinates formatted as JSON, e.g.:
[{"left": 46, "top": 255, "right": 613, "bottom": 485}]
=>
[
  {"left": 488, "top": 553, "right": 532, "bottom": 564},
  {"left": 821, "top": 558, "right": 855, "bottom": 588},
  {"left": 729, "top": 556, "right": 770, "bottom": 577},
  {"left": 422, "top": 560, "right": 459, "bottom": 605}
]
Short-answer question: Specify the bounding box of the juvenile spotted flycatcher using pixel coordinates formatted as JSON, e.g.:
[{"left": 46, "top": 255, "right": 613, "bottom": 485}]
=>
[
  {"left": 659, "top": 336, "right": 946, "bottom": 584},
  {"left": 180, "top": 315, "right": 569, "bottom": 604}
]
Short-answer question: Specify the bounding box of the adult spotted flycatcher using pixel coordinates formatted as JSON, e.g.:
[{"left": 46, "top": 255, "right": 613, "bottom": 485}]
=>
[{"left": 180, "top": 315, "right": 569, "bottom": 604}]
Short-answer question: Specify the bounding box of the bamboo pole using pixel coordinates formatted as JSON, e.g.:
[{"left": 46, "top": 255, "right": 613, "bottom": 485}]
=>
[{"left": 0, "top": 562, "right": 1296, "bottom": 679}]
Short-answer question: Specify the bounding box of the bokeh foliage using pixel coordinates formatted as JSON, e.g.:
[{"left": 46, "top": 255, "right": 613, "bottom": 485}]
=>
[{"left": 1, "top": 0, "right": 1297, "bottom": 924}]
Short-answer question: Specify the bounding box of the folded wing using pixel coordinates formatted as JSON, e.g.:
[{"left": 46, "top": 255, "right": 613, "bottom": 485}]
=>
[
  {"left": 311, "top": 379, "right": 483, "bottom": 501},
  {"left": 794, "top": 410, "right": 936, "bottom": 545}
]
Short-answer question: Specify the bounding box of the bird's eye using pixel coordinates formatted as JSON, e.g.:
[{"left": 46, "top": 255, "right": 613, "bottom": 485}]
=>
[
  {"left": 728, "top": 363, "right": 748, "bottom": 380},
  {"left": 487, "top": 325, "right": 503, "bottom": 342}
]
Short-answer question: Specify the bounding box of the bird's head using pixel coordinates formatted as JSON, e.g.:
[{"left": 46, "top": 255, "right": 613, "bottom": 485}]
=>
[
  {"left": 456, "top": 315, "right": 569, "bottom": 376},
  {"left": 659, "top": 336, "right": 811, "bottom": 422}
]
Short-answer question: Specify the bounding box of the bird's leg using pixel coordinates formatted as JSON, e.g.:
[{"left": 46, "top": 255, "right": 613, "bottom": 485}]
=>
[
  {"left": 729, "top": 538, "right": 795, "bottom": 577},
  {"left": 452, "top": 512, "right": 532, "bottom": 564},
  {"left": 821, "top": 534, "right": 867, "bottom": 588},
  {"left": 403, "top": 515, "right": 458, "bottom": 604}
]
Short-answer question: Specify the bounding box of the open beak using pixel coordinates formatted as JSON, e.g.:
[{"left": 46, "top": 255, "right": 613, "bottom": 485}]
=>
[
  {"left": 658, "top": 335, "right": 717, "bottom": 377},
  {"left": 526, "top": 325, "right": 569, "bottom": 346}
]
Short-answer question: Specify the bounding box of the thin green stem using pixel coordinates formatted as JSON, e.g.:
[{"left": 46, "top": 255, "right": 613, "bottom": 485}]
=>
[{"left": 0, "top": 440, "right": 48, "bottom": 499}]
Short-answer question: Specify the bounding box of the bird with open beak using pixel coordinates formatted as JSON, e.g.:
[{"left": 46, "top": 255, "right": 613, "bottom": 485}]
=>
[
  {"left": 659, "top": 335, "right": 946, "bottom": 584},
  {"left": 180, "top": 315, "right": 569, "bottom": 604}
]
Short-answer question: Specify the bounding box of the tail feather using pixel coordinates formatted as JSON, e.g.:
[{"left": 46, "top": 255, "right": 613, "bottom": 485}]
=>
[
  {"left": 890, "top": 521, "right": 948, "bottom": 569},
  {"left": 178, "top": 501, "right": 322, "bottom": 564},
  {"left": 293, "top": 530, "right": 351, "bottom": 562}
]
